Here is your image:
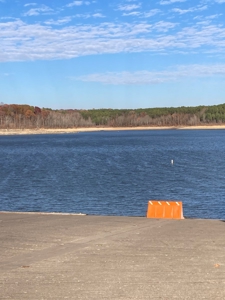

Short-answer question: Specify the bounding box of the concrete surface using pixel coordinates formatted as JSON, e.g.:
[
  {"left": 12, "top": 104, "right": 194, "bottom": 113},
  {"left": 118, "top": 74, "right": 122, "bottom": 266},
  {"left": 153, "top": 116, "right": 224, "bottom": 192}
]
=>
[{"left": 0, "top": 212, "right": 225, "bottom": 299}]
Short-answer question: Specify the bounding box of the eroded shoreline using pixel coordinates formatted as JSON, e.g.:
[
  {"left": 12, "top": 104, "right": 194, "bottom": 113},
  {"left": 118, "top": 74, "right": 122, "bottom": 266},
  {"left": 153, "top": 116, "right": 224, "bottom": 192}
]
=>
[{"left": 0, "top": 125, "right": 225, "bottom": 135}]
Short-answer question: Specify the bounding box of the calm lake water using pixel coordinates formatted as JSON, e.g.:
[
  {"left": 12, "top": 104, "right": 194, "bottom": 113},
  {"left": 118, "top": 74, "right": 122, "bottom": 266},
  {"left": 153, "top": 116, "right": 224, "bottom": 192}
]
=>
[{"left": 0, "top": 130, "right": 225, "bottom": 219}]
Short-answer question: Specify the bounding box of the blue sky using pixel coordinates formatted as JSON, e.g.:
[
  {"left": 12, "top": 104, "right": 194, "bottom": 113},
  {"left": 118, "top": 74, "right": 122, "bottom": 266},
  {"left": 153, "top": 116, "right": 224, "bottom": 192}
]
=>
[{"left": 0, "top": 0, "right": 225, "bottom": 109}]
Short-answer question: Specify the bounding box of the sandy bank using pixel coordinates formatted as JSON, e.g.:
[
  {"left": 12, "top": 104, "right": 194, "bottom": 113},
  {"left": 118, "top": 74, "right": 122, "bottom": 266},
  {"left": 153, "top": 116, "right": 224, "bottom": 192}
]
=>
[{"left": 0, "top": 125, "right": 225, "bottom": 135}]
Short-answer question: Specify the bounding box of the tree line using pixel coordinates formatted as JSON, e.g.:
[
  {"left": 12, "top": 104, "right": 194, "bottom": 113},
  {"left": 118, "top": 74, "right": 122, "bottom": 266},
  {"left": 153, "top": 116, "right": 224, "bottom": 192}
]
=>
[{"left": 1, "top": 103, "right": 225, "bottom": 129}]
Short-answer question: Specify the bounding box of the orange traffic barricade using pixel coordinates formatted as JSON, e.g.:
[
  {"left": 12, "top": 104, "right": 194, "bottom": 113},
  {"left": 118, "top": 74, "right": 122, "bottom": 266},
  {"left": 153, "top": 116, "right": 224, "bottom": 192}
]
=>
[{"left": 146, "top": 201, "right": 184, "bottom": 219}]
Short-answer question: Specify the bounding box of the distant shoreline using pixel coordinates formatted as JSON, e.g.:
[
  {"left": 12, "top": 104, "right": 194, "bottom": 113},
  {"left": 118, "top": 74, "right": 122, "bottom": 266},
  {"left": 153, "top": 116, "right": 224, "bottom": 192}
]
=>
[{"left": 1, "top": 125, "right": 225, "bottom": 135}]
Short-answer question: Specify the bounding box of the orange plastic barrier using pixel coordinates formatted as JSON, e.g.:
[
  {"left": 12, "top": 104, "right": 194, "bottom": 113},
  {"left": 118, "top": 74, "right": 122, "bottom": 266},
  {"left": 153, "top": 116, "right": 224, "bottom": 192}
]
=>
[{"left": 146, "top": 201, "right": 184, "bottom": 219}]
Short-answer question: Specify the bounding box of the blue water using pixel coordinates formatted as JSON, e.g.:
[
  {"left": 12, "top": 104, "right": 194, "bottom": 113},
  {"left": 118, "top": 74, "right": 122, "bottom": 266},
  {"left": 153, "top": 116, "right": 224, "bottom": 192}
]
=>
[{"left": 0, "top": 130, "right": 225, "bottom": 219}]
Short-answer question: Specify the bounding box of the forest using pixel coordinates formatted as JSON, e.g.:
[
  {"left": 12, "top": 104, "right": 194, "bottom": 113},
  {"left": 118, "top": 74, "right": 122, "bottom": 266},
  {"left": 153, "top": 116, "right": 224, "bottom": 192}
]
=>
[{"left": 1, "top": 102, "right": 225, "bottom": 129}]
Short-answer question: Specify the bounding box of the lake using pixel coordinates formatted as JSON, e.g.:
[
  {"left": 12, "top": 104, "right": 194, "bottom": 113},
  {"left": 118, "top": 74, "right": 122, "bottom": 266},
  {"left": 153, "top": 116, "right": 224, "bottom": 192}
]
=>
[{"left": 0, "top": 130, "right": 225, "bottom": 219}]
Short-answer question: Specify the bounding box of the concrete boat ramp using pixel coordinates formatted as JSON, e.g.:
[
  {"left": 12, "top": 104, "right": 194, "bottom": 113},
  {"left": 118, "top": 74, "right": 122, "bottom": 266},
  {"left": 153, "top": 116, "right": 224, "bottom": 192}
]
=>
[{"left": 0, "top": 212, "right": 225, "bottom": 299}]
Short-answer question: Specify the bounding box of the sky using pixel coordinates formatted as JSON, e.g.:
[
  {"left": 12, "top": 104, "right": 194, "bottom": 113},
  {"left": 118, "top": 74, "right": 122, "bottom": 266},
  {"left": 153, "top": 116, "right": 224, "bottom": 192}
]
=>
[{"left": 0, "top": 0, "right": 225, "bottom": 109}]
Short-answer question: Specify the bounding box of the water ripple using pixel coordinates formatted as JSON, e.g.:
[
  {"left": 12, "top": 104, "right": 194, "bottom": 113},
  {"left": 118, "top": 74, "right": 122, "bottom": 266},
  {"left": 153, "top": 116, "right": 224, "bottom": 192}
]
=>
[{"left": 0, "top": 130, "right": 225, "bottom": 219}]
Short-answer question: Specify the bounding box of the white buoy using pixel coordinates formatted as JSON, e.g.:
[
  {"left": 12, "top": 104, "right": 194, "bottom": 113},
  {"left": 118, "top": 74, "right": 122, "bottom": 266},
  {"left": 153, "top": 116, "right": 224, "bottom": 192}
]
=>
[{"left": 171, "top": 159, "right": 174, "bottom": 165}]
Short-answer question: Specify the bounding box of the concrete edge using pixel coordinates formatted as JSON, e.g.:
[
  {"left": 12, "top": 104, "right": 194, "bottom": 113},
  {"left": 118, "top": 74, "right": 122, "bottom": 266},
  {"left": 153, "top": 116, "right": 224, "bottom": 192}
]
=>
[{"left": 0, "top": 211, "right": 86, "bottom": 216}]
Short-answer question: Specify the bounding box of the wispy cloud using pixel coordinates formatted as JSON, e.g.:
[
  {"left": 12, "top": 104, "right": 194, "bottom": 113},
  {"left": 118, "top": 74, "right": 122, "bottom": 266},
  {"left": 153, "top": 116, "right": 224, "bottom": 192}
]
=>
[
  {"left": 66, "top": 1, "right": 90, "bottom": 7},
  {"left": 117, "top": 3, "right": 141, "bottom": 11},
  {"left": 24, "top": 3, "right": 37, "bottom": 7},
  {"left": 144, "top": 9, "right": 161, "bottom": 18},
  {"left": 153, "top": 21, "right": 177, "bottom": 32},
  {"left": 92, "top": 13, "right": 105, "bottom": 18},
  {"left": 122, "top": 11, "right": 141, "bottom": 16},
  {"left": 74, "top": 64, "right": 225, "bottom": 85},
  {"left": 159, "top": 0, "right": 186, "bottom": 5},
  {"left": 72, "top": 13, "right": 105, "bottom": 19},
  {"left": 0, "top": 72, "right": 10, "bottom": 77},
  {"left": 207, "top": 14, "right": 222, "bottom": 19},
  {"left": 0, "top": 16, "right": 17, "bottom": 20},
  {"left": 44, "top": 17, "right": 73, "bottom": 26},
  {"left": 172, "top": 5, "right": 208, "bottom": 14},
  {"left": 122, "top": 9, "right": 161, "bottom": 18},
  {"left": 193, "top": 13, "right": 222, "bottom": 24},
  {"left": 215, "top": 0, "right": 225, "bottom": 3},
  {"left": 24, "top": 5, "right": 54, "bottom": 16}
]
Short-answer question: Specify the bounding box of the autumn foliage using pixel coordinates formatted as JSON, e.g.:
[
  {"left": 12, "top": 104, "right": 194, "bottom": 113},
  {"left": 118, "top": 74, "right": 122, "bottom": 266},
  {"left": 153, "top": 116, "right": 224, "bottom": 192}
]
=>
[{"left": 0, "top": 103, "right": 225, "bottom": 129}]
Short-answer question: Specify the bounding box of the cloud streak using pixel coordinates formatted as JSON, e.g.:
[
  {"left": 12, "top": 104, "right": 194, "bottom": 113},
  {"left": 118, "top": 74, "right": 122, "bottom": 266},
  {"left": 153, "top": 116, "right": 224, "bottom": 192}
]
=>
[
  {"left": 117, "top": 4, "right": 141, "bottom": 11},
  {"left": 74, "top": 64, "right": 225, "bottom": 85},
  {"left": 24, "top": 3, "right": 37, "bottom": 7},
  {"left": 159, "top": 0, "right": 186, "bottom": 5},
  {"left": 172, "top": 5, "right": 208, "bottom": 14},
  {"left": 66, "top": 1, "right": 90, "bottom": 7},
  {"left": 24, "top": 5, "right": 53, "bottom": 16}
]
